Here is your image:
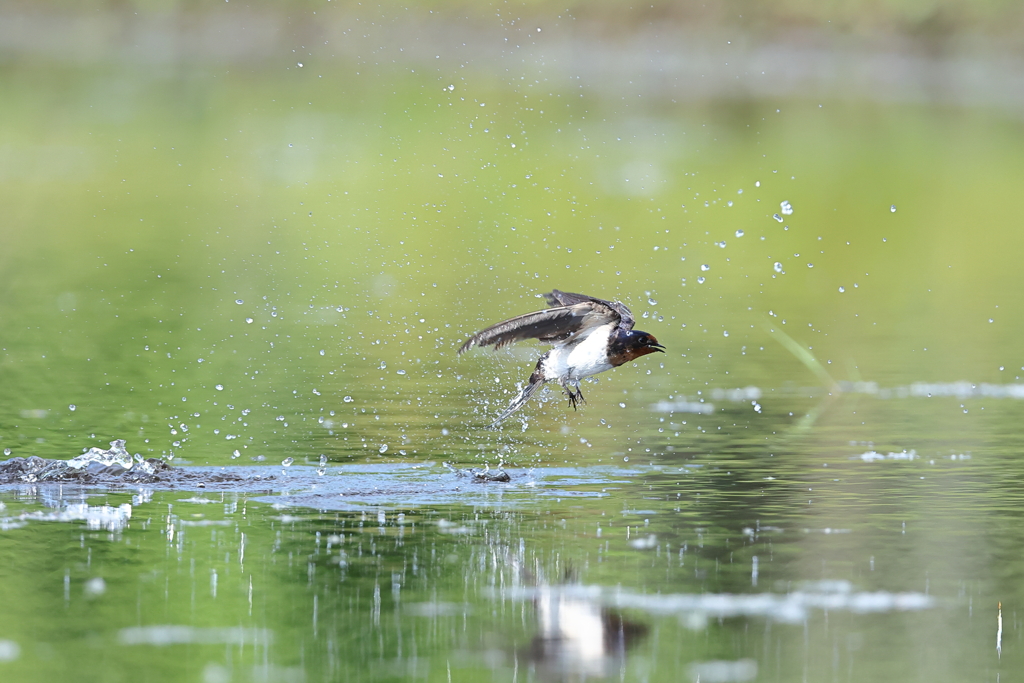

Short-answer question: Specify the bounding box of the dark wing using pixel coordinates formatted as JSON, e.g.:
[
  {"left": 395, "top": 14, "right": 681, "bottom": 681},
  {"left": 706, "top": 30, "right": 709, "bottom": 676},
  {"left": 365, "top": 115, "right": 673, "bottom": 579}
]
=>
[
  {"left": 458, "top": 301, "right": 618, "bottom": 355},
  {"left": 544, "top": 289, "right": 635, "bottom": 332}
]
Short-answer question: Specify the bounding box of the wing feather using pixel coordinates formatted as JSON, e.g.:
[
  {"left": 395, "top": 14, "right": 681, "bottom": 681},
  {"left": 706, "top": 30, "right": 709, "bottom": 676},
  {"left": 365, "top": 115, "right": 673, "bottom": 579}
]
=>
[
  {"left": 544, "top": 289, "right": 635, "bottom": 332},
  {"left": 458, "top": 301, "right": 612, "bottom": 354}
]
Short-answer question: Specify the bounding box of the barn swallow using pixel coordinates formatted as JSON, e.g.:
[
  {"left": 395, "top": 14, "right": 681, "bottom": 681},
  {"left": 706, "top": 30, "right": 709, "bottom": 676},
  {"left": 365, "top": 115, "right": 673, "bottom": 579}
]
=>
[{"left": 458, "top": 289, "right": 665, "bottom": 427}]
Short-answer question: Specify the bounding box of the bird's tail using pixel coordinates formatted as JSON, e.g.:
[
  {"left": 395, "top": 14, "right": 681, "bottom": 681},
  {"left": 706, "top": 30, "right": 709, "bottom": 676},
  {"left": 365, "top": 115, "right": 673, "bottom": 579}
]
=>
[{"left": 488, "top": 365, "right": 545, "bottom": 429}]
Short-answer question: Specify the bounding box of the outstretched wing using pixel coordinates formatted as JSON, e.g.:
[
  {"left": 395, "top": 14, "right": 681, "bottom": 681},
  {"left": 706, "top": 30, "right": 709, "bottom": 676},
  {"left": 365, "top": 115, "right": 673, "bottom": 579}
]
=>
[
  {"left": 458, "top": 299, "right": 618, "bottom": 355},
  {"left": 544, "top": 289, "right": 635, "bottom": 332}
]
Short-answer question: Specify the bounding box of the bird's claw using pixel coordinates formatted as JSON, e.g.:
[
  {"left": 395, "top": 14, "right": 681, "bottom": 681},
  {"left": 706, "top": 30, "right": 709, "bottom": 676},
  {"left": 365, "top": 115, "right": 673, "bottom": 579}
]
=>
[{"left": 566, "top": 387, "right": 586, "bottom": 410}]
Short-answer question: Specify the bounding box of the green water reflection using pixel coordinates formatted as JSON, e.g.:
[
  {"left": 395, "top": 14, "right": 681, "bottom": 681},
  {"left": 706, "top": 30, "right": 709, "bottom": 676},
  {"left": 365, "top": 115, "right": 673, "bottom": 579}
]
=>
[
  {"left": 0, "top": 440, "right": 1020, "bottom": 682},
  {"left": 3, "top": 1, "right": 1024, "bottom": 680}
]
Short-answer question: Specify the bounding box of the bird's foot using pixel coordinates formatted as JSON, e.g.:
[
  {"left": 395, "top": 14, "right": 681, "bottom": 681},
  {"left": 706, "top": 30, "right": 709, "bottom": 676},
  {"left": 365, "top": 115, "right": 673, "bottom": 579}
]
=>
[{"left": 565, "top": 386, "right": 586, "bottom": 410}]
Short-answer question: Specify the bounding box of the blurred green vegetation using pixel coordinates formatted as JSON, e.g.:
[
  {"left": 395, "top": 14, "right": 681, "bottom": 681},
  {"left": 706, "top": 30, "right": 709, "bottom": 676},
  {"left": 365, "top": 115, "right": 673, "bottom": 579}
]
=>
[
  {"left": 3, "top": 56, "right": 1024, "bottom": 467},
  {"left": 2, "top": 0, "right": 1024, "bottom": 469},
  {"left": 6, "top": 0, "right": 1024, "bottom": 35}
]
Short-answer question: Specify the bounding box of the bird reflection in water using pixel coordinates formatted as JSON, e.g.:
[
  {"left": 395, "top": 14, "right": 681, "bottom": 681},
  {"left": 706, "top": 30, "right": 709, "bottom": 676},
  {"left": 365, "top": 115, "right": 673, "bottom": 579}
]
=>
[{"left": 525, "top": 584, "right": 648, "bottom": 680}]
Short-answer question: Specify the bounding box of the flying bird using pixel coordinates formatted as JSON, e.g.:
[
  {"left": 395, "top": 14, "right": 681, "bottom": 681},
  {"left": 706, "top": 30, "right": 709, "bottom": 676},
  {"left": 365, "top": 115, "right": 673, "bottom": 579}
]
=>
[{"left": 458, "top": 289, "right": 665, "bottom": 427}]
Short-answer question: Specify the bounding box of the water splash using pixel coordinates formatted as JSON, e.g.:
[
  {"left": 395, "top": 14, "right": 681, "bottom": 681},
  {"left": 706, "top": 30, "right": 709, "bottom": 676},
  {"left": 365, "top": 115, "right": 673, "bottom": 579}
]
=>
[{"left": 68, "top": 440, "right": 140, "bottom": 471}]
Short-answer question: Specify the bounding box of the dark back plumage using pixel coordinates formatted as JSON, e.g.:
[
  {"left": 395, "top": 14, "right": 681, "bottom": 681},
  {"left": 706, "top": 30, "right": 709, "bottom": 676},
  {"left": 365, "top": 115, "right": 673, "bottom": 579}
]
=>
[{"left": 457, "top": 289, "right": 635, "bottom": 355}]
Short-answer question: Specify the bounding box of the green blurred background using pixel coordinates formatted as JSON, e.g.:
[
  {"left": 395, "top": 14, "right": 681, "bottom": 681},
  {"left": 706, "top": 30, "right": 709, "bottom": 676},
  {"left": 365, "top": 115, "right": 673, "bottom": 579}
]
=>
[
  {"left": 2, "top": 0, "right": 1024, "bottom": 465},
  {"left": 3, "top": 3, "right": 1024, "bottom": 683}
]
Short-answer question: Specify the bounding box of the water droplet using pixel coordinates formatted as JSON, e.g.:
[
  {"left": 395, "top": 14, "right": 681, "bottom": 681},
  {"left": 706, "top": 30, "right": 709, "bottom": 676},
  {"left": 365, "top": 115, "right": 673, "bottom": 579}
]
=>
[
  {"left": 379, "top": 444, "right": 389, "bottom": 454},
  {"left": 215, "top": 384, "right": 224, "bottom": 391},
  {"left": 838, "top": 286, "right": 845, "bottom": 293},
  {"left": 735, "top": 229, "right": 744, "bottom": 237},
  {"left": 890, "top": 204, "right": 897, "bottom": 213},
  {"left": 245, "top": 318, "right": 253, "bottom": 324},
  {"left": 807, "top": 263, "right": 814, "bottom": 268},
  {"left": 772, "top": 213, "right": 784, "bottom": 223},
  {"left": 619, "top": 402, "right": 626, "bottom": 408},
  {"left": 232, "top": 450, "right": 241, "bottom": 459},
  {"left": 700, "top": 264, "right": 710, "bottom": 271},
  {"left": 697, "top": 276, "right": 706, "bottom": 284},
  {"left": 780, "top": 200, "right": 793, "bottom": 215},
  {"left": 69, "top": 404, "right": 76, "bottom": 411},
  {"left": 282, "top": 457, "right": 294, "bottom": 467},
  {"left": 343, "top": 396, "right": 353, "bottom": 403},
  {"left": 319, "top": 349, "right": 325, "bottom": 356},
  {"left": 716, "top": 241, "right": 726, "bottom": 248},
  {"left": 379, "top": 361, "right": 387, "bottom": 370},
  {"left": 773, "top": 262, "right": 784, "bottom": 273},
  {"left": 319, "top": 454, "right": 328, "bottom": 467},
  {"left": 723, "top": 330, "right": 729, "bottom": 337},
  {"left": 297, "top": 62, "right": 303, "bottom": 67},
  {"left": 647, "top": 297, "right": 658, "bottom": 305},
  {"left": 396, "top": 369, "right": 407, "bottom": 375},
  {"left": 3, "top": 448, "right": 10, "bottom": 456}
]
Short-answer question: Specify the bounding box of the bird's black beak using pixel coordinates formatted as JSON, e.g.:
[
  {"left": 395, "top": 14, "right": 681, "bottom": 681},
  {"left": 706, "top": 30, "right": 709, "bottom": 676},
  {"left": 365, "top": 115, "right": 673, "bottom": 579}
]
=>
[{"left": 650, "top": 342, "right": 666, "bottom": 353}]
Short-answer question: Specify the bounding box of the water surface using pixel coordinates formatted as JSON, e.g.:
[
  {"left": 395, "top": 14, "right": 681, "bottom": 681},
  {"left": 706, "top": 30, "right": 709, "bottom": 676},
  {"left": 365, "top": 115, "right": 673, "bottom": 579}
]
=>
[{"left": 2, "top": 3, "right": 1024, "bottom": 681}]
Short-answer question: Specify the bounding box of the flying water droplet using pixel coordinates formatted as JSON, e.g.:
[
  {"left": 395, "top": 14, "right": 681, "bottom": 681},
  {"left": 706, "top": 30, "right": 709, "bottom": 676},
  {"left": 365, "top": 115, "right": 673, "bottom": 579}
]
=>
[
  {"left": 697, "top": 276, "right": 706, "bottom": 284},
  {"left": 343, "top": 396, "right": 353, "bottom": 403},
  {"left": 69, "top": 404, "right": 76, "bottom": 411},
  {"left": 379, "top": 361, "right": 387, "bottom": 370},
  {"left": 890, "top": 204, "right": 897, "bottom": 213},
  {"left": 774, "top": 262, "right": 784, "bottom": 273},
  {"left": 215, "top": 384, "right": 224, "bottom": 391},
  {"left": 379, "top": 444, "right": 389, "bottom": 454},
  {"left": 780, "top": 200, "right": 793, "bottom": 215},
  {"left": 317, "top": 454, "right": 328, "bottom": 476},
  {"left": 735, "top": 229, "right": 744, "bottom": 237},
  {"left": 319, "top": 349, "right": 325, "bottom": 356},
  {"left": 701, "top": 264, "right": 710, "bottom": 271},
  {"left": 232, "top": 450, "right": 241, "bottom": 459},
  {"left": 647, "top": 297, "right": 657, "bottom": 305},
  {"left": 282, "top": 457, "right": 294, "bottom": 467},
  {"left": 772, "top": 214, "right": 784, "bottom": 222},
  {"left": 838, "top": 286, "right": 845, "bottom": 293},
  {"left": 245, "top": 318, "right": 253, "bottom": 324},
  {"left": 235, "top": 299, "right": 244, "bottom": 305}
]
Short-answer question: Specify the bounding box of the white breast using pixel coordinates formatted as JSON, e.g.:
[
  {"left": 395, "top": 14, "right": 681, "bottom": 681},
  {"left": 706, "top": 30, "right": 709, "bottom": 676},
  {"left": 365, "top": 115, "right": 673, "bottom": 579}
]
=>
[{"left": 541, "top": 324, "right": 615, "bottom": 381}]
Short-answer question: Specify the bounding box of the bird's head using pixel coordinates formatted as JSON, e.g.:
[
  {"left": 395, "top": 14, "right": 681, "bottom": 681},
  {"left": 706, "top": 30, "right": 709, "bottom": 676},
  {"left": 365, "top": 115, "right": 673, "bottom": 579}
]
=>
[
  {"left": 610, "top": 330, "right": 665, "bottom": 364},
  {"left": 631, "top": 331, "right": 665, "bottom": 357}
]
